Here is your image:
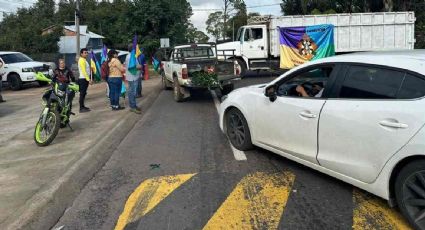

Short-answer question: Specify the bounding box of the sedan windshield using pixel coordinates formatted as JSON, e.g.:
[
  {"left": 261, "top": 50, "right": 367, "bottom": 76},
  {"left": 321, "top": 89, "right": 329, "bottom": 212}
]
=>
[{"left": 0, "top": 53, "right": 33, "bottom": 64}]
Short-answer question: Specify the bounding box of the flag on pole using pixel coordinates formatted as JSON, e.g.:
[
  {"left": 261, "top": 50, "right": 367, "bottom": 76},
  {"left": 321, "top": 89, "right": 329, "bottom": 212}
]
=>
[
  {"left": 152, "top": 56, "right": 160, "bottom": 72},
  {"left": 89, "top": 50, "right": 101, "bottom": 82},
  {"left": 100, "top": 45, "right": 108, "bottom": 64},
  {"left": 278, "top": 24, "right": 335, "bottom": 69}
]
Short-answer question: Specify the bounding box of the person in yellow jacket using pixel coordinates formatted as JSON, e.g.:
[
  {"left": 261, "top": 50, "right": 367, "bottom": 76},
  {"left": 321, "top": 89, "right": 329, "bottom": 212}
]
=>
[{"left": 78, "top": 48, "right": 92, "bottom": 113}]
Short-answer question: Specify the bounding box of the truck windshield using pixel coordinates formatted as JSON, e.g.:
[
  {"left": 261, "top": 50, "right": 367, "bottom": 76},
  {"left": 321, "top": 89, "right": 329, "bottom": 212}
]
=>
[
  {"left": 178, "top": 47, "right": 214, "bottom": 58},
  {"left": 236, "top": 27, "right": 243, "bottom": 42},
  {"left": 0, "top": 53, "right": 33, "bottom": 64}
]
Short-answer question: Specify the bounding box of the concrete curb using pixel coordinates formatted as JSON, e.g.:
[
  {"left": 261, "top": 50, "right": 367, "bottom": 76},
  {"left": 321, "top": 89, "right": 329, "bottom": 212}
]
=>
[{"left": 4, "top": 80, "right": 162, "bottom": 230}]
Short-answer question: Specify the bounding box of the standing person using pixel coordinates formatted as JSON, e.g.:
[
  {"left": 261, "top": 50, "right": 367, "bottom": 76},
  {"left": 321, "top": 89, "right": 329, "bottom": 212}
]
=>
[
  {"left": 107, "top": 49, "right": 126, "bottom": 111},
  {"left": 125, "top": 44, "right": 142, "bottom": 114},
  {"left": 78, "top": 48, "right": 92, "bottom": 113},
  {"left": 0, "top": 61, "right": 5, "bottom": 103},
  {"left": 136, "top": 48, "right": 145, "bottom": 97}
]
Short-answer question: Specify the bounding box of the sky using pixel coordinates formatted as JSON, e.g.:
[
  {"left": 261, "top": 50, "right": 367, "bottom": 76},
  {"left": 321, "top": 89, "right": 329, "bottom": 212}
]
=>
[
  {"left": 189, "top": 0, "right": 282, "bottom": 33},
  {"left": 0, "top": 0, "right": 283, "bottom": 34}
]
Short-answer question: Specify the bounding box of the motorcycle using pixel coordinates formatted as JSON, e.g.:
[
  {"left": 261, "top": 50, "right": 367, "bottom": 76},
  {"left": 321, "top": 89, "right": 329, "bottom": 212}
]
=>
[{"left": 34, "top": 72, "right": 79, "bottom": 146}]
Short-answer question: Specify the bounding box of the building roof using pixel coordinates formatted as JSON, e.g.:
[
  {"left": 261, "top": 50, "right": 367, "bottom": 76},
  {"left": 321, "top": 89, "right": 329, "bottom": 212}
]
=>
[{"left": 64, "top": 25, "right": 104, "bottom": 39}]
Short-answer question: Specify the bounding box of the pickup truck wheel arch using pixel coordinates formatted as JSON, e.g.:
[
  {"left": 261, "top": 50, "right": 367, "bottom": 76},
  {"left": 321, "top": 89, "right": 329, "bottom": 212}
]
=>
[
  {"left": 161, "top": 71, "right": 172, "bottom": 90},
  {"left": 173, "top": 76, "right": 184, "bottom": 102},
  {"left": 8, "top": 73, "right": 23, "bottom": 90}
]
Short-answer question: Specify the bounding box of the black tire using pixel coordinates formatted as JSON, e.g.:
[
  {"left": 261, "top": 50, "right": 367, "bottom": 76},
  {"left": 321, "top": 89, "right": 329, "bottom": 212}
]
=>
[
  {"left": 236, "top": 59, "right": 247, "bottom": 78},
  {"left": 38, "top": 80, "right": 48, "bottom": 87},
  {"left": 395, "top": 159, "right": 425, "bottom": 230},
  {"left": 8, "top": 74, "right": 23, "bottom": 90},
  {"left": 161, "top": 72, "right": 172, "bottom": 90},
  {"left": 225, "top": 108, "right": 253, "bottom": 151},
  {"left": 173, "top": 77, "right": 184, "bottom": 102},
  {"left": 34, "top": 109, "right": 61, "bottom": 147},
  {"left": 220, "top": 83, "right": 234, "bottom": 96}
]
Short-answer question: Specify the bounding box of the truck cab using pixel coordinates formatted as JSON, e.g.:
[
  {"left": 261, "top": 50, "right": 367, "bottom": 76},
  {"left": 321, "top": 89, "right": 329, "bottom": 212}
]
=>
[{"left": 217, "top": 24, "right": 268, "bottom": 73}]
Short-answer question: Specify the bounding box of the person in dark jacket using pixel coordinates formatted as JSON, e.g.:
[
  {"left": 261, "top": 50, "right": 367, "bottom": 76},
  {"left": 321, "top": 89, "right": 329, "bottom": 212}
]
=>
[{"left": 53, "top": 58, "right": 76, "bottom": 111}]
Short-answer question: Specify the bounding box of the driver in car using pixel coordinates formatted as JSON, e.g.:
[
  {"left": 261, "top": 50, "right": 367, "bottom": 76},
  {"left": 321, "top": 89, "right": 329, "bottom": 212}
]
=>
[{"left": 296, "top": 84, "right": 324, "bottom": 98}]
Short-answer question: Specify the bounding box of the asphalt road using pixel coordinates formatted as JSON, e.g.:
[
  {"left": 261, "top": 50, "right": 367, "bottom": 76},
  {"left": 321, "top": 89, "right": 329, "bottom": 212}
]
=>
[{"left": 53, "top": 71, "right": 412, "bottom": 230}]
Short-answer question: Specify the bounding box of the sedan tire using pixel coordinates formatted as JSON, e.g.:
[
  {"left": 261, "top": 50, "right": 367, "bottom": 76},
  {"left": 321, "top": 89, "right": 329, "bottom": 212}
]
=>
[
  {"left": 225, "top": 108, "right": 253, "bottom": 151},
  {"left": 395, "top": 159, "right": 425, "bottom": 230}
]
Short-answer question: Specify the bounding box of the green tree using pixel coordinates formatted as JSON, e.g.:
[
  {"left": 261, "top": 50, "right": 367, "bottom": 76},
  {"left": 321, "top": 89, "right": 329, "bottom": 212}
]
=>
[
  {"left": 186, "top": 23, "right": 209, "bottom": 43},
  {"left": 206, "top": 11, "right": 224, "bottom": 40}
]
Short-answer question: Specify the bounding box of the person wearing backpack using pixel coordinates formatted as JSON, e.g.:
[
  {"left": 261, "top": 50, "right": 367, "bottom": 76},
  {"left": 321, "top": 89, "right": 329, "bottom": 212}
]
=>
[{"left": 107, "top": 49, "right": 126, "bottom": 111}]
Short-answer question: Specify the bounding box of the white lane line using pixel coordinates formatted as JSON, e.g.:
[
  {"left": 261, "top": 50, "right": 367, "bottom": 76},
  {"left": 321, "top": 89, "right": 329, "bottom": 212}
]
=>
[{"left": 210, "top": 90, "right": 247, "bottom": 161}]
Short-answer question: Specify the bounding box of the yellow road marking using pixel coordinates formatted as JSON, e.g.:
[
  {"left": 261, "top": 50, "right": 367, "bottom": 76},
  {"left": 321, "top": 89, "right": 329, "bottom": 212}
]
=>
[
  {"left": 114, "top": 173, "right": 196, "bottom": 230},
  {"left": 203, "top": 171, "right": 295, "bottom": 230},
  {"left": 353, "top": 189, "right": 412, "bottom": 230}
]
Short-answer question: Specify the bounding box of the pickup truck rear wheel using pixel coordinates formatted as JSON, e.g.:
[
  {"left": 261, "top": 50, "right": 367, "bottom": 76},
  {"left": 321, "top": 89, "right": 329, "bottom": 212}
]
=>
[
  {"left": 173, "top": 78, "right": 184, "bottom": 102},
  {"left": 161, "top": 72, "right": 172, "bottom": 90},
  {"left": 8, "top": 73, "right": 23, "bottom": 90}
]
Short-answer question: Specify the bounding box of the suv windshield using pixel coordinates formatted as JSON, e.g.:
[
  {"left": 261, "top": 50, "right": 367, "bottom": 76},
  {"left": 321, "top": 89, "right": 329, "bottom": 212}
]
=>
[{"left": 0, "top": 53, "right": 33, "bottom": 64}]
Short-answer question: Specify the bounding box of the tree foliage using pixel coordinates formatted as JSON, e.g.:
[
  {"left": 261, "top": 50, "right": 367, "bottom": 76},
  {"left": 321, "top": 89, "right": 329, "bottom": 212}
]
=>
[{"left": 0, "top": 0, "right": 201, "bottom": 58}]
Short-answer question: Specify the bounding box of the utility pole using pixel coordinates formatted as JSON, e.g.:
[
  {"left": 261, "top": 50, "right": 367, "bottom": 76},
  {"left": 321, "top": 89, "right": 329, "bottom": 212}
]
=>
[{"left": 75, "top": 0, "right": 80, "bottom": 60}]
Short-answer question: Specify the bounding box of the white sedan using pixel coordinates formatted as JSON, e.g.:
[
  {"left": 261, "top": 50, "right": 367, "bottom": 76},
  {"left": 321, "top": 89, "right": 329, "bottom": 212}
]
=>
[{"left": 219, "top": 50, "right": 425, "bottom": 230}]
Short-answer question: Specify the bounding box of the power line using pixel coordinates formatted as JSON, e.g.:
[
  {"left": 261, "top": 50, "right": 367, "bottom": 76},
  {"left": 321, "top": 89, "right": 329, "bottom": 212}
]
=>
[{"left": 192, "top": 3, "right": 281, "bottom": 11}]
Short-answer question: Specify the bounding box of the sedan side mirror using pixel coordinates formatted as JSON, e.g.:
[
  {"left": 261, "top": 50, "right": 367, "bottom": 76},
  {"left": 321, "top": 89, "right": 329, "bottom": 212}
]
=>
[{"left": 265, "top": 84, "right": 277, "bottom": 102}]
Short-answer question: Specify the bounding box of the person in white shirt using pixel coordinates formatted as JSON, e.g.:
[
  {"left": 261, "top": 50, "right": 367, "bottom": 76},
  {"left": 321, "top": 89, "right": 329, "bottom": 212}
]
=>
[{"left": 0, "top": 61, "right": 5, "bottom": 103}]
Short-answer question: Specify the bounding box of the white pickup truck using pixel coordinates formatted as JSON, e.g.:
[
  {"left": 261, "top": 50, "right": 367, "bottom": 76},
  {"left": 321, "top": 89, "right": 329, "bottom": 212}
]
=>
[
  {"left": 0, "top": 51, "right": 53, "bottom": 90},
  {"left": 161, "top": 43, "right": 240, "bottom": 102}
]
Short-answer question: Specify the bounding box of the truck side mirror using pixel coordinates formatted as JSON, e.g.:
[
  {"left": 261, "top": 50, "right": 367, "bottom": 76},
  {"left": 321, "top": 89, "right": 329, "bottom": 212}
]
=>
[{"left": 265, "top": 84, "right": 277, "bottom": 102}]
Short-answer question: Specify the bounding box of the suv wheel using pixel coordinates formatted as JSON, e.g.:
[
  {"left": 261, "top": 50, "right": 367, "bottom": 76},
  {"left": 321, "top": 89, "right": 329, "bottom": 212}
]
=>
[
  {"left": 8, "top": 73, "right": 23, "bottom": 90},
  {"left": 395, "top": 159, "right": 425, "bottom": 230}
]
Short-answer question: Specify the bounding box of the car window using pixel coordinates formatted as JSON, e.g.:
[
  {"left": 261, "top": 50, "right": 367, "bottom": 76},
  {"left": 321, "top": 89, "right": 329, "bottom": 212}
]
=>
[
  {"left": 339, "top": 65, "right": 404, "bottom": 99},
  {"left": 0, "top": 53, "right": 33, "bottom": 64},
  {"left": 277, "top": 66, "right": 334, "bottom": 97},
  {"left": 251, "top": 28, "right": 263, "bottom": 40},
  {"left": 397, "top": 73, "right": 425, "bottom": 99}
]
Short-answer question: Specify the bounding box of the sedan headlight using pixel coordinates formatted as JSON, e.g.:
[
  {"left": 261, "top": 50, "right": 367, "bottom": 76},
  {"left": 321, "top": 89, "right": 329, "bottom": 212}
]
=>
[{"left": 22, "top": 68, "right": 34, "bottom": 72}]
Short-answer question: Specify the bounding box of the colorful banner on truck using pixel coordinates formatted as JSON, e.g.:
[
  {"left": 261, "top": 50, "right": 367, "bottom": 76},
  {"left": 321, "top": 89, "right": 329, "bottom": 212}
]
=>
[{"left": 279, "top": 24, "right": 335, "bottom": 69}]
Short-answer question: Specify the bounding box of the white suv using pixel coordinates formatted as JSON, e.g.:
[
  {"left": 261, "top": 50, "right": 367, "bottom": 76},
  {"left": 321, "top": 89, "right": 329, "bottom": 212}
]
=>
[{"left": 0, "top": 52, "right": 53, "bottom": 90}]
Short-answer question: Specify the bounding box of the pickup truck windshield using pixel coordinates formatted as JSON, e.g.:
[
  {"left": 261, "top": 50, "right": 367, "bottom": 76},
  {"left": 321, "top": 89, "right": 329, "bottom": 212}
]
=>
[
  {"left": 0, "top": 53, "right": 33, "bottom": 64},
  {"left": 176, "top": 47, "right": 214, "bottom": 58}
]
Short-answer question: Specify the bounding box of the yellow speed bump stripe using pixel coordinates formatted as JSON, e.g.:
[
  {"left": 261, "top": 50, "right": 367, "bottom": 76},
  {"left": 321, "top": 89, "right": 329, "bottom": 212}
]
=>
[
  {"left": 353, "top": 189, "right": 412, "bottom": 230},
  {"left": 114, "top": 173, "right": 196, "bottom": 230},
  {"left": 203, "top": 171, "right": 295, "bottom": 230}
]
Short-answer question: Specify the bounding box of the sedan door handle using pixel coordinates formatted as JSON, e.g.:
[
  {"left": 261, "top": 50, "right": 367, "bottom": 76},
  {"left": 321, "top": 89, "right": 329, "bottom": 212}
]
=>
[
  {"left": 379, "top": 120, "right": 408, "bottom": 129},
  {"left": 299, "top": 111, "right": 317, "bottom": 119}
]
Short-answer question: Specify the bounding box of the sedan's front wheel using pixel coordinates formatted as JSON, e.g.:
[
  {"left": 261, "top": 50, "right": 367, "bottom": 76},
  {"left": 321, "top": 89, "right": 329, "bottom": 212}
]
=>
[
  {"left": 225, "top": 108, "right": 253, "bottom": 151},
  {"left": 395, "top": 159, "right": 425, "bottom": 230}
]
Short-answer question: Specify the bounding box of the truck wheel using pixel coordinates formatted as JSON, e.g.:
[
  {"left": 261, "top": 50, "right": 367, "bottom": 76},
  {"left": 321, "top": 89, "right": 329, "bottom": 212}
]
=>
[
  {"left": 173, "top": 78, "right": 184, "bottom": 102},
  {"left": 236, "top": 59, "right": 247, "bottom": 78},
  {"left": 8, "top": 74, "right": 23, "bottom": 90},
  {"left": 395, "top": 159, "right": 425, "bottom": 230},
  {"left": 220, "top": 83, "right": 234, "bottom": 95},
  {"left": 161, "top": 72, "right": 172, "bottom": 90}
]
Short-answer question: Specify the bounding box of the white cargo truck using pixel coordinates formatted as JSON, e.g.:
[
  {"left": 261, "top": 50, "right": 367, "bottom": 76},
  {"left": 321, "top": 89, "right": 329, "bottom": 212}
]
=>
[{"left": 217, "top": 12, "right": 416, "bottom": 72}]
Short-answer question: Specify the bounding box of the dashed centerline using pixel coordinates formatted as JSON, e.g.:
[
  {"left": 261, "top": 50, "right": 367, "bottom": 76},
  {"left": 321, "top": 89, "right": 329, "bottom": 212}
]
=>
[{"left": 210, "top": 90, "right": 248, "bottom": 161}]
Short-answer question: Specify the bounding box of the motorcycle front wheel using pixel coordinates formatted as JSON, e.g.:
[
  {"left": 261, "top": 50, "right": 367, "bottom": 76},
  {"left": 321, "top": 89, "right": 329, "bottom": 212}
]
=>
[{"left": 34, "top": 109, "right": 60, "bottom": 147}]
